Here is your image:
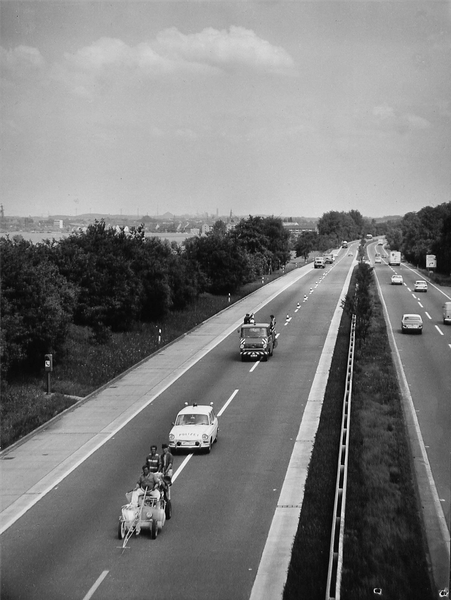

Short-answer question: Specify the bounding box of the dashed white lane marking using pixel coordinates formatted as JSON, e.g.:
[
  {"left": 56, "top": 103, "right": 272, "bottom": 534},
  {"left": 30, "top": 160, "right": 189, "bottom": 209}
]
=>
[
  {"left": 217, "top": 389, "right": 239, "bottom": 417},
  {"left": 249, "top": 361, "right": 260, "bottom": 372},
  {"left": 435, "top": 325, "right": 444, "bottom": 336},
  {"left": 173, "top": 389, "right": 239, "bottom": 483},
  {"left": 425, "top": 312, "right": 431, "bottom": 320}
]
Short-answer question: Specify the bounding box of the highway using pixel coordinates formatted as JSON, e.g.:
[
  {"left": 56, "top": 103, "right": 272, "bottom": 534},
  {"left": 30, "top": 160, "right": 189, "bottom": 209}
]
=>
[
  {"left": 370, "top": 243, "right": 451, "bottom": 590},
  {"left": 1, "top": 250, "right": 354, "bottom": 600},
  {"left": 370, "top": 244, "right": 451, "bottom": 524}
]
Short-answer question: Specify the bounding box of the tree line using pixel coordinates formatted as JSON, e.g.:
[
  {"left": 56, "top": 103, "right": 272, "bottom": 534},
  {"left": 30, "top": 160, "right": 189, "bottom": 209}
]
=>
[
  {"left": 293, "top": 203, "right": 451, "bottom": 277},
  {"left": 294, "top": 209, "right": 367, "bottom": 259},
  {"left": 0, "top": 216, "right": 291, "bottom": 381},
  {"left": 384, "top": 202, "right": 451, "bottom": 274}
]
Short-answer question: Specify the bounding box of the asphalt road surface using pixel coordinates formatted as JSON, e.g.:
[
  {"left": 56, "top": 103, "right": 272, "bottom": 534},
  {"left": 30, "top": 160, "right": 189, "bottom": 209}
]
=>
[{"left": 1, "top": 251, "right": 353, "bottom": 600}]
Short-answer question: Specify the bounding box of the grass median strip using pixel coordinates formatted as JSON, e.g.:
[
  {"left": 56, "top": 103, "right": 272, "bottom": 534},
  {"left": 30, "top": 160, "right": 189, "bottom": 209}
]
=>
[{"left": 283, "top": 265, "right": 434, "bottom": 600}]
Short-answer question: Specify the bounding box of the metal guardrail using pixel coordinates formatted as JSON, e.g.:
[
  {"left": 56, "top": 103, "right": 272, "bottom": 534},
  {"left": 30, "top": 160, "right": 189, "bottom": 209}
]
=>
[{"left": 325, "top": 314, "right": 356, "bottom": 600}]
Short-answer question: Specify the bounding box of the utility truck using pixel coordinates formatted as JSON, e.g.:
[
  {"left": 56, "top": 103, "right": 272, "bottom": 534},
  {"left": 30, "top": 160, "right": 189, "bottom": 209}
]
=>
[{"left": 389, "top": 251, "right": 401, "bottom": 266}]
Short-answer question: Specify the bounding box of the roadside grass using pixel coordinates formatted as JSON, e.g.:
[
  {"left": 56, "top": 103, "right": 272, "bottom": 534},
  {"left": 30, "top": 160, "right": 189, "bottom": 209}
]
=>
[
  {"left": 341, "top": 285, "right": 433, "bottom": 599},
  {"left": 283, "top": 268, "right": 434, "bottom": 600},
  {"left": 403, "top": 261, "right": 451, "bottom": 288},
  {"left": 0, "top": 261, "right": 305, "bottom": 449}
]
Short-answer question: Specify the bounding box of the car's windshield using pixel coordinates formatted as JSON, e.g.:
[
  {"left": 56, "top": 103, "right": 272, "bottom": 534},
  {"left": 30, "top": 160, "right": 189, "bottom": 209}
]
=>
[
  {"left": 175, "top": 413, "right": 210, "bottom": 426},
  {"left": 242, "top": 327, "right": 268, "bottom": 338},
  {"left": 404, "top": 316, "right": 421, "bottom": 322}
]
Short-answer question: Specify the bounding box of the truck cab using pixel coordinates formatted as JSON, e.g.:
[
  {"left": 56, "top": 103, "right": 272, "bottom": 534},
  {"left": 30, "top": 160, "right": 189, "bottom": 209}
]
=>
[
  {"left": 239, "top": 323, "right": 276, "bottom": 361},
  {"left": 314, "top": 257, "right": 326, "bottom": 268}
]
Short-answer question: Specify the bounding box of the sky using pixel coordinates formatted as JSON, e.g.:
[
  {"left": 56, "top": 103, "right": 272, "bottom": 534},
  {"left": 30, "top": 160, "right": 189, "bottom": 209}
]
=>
[{"left": 1, "top": 1, "right": 450, "bottom": 220}]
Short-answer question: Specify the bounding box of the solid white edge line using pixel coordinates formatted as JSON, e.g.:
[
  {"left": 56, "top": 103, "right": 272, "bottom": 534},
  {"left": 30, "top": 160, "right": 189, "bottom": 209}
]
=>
[
  {"left": 402, "top": 264, "right": 451, "bottom": 301},
  {"left": 374, "top": 271, "right": 450, "bottom": 590},
  {"left": 82, "top": 570, "right": 109, "bottom": 600}
]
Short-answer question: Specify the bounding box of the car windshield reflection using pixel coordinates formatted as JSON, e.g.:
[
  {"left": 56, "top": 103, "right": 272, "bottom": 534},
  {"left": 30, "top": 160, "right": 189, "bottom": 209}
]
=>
[
  {"left": 242, "top": 327, "right": 267, "bottom": 338},
  {"left": 175, "top": 414, "right": 209, "bottom": 426}
]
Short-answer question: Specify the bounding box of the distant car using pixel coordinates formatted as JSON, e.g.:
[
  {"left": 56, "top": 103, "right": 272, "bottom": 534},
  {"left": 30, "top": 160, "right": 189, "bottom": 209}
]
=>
[
  {"left": 443, "top": 302, "right": 451, "bottom": 325},
  {"left": 401, "top": 314, "right": 423, "bottom": 334},
  {"left": 374, "top": 256, "right": 381, "bottom": 264},
  {"left": 391, "top": 274, "right": 403, "bottom": 285},
  {"left": 414, "top": 280, "right": 428, "bottom": 292},
  {"left": 168, "top": 403, "right": 218, "bottom": 454},
  {"left": 348, "top": 251, "right": 353, "bottom": 256},
  {"left": 324, "top": 254, "right": 334, "bottom": 264}
]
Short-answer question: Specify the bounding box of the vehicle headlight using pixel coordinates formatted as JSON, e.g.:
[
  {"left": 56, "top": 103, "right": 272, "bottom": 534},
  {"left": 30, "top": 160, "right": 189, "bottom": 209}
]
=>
[
  {"left": 202, "top": 434, "right": 209, "bottom": 441},
  {"left": 169, "top": 434, "right": 175, "bottom": 441}
]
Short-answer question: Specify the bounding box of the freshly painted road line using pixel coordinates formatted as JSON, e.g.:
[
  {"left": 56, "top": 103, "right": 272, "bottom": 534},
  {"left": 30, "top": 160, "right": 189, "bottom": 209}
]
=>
[
  {"left": 217, "top": 389, "right": 239, "bottom": 417},
  {"left": 82, "top": 570, "right": 109, "bottom": 600}
]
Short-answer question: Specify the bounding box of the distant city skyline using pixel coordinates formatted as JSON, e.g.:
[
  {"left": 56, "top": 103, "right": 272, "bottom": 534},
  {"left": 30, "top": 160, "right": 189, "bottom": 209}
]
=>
[
  {"left": 1, "top": 207, "right": 402, "bottom": 222},
  {"left": 1, "top": 2, "right": 450, "bottom": 220}
]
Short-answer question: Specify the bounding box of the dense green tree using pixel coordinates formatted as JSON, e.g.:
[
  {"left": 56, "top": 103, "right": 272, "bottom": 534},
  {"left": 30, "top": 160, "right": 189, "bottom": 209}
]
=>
[
  {"left": 230, "top": 216, "right": 270, "bottom": 255},
  {"left": 385, "top": 222, "right": 403, "bottom": 251},
  {"left": 260, "top": 217, "right": 291, "bottom": 269},
  {"left": 295, "top": 231, "right": 319, "bottom": 260},
  {"left": 211, "top": 220, "right": 227, "bottom": 237},
  {"left": 431, "top": 205, "right": 451, "bottom": 275},
  {"left": 341, "top": 262, "right": 373, "bottom": 343},
  {"left": 348, "top": 210, "right": 364, "bottom": 236},
  {"left": 184, "top": 232, "right": 251, "bottom": 294},
  {"left": 0, "top": 237, "right": 76, "bottom": 379},
  {"left": 317, "top": 210, "right": 362, "bottom": 244}
]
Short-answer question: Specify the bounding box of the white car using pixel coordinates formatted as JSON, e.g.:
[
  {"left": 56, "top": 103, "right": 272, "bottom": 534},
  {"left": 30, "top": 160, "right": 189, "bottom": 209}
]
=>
[
  {"left": 414, "top": 280, "right": 428, "bottom": 292},
  {"left": 401, "top": 314, "right": 423, "bottom": 334},
  {"left": 391, "top": 274, "right": 403, "bottom": 285},
  {"left": 374, "top": 256, "right": 381, "bottom": 264},
  {"left": 169, "top": 403, "right": 219, "bottom": 454}
]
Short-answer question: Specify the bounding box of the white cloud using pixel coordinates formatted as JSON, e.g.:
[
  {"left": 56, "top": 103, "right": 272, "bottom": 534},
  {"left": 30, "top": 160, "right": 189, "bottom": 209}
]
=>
[
  {"left": 57, "top": 26, "right": 295, "bottom": 84},
  {"left": 373, "top": 104, "right": 395, "bottom": 120},
  {"left": 1, "top": 27, "right": 295, "bottom": 101},
  {"left": 0, "top": 45, "right": 46, "bottom": 71},
  {"left": 373, "top": 103, "right": 430, "bottom": 133},
  {"left": 154, "top": 26, "right": 296, "bottom": 74},
  {"left": 404, "top": 113, "right": 430, "bottom": 130},
  {"left": 63, "top": 37, "right": 170, "bottom": 73}
]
